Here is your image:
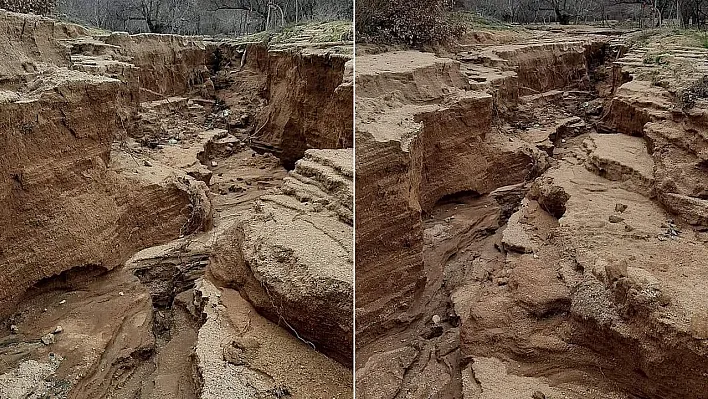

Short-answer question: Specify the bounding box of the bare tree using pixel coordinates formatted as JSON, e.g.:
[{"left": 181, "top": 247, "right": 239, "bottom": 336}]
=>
[{"left": 55, "top": 0, "right": 351, "bottom": 35}]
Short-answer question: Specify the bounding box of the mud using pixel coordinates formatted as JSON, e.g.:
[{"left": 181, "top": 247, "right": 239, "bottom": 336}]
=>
[
  {"left": 0, "top": 10, "right": 352, "bottom": 399},
  {"left": 356, "top": 27, "right": 708, "bottom": 398}
]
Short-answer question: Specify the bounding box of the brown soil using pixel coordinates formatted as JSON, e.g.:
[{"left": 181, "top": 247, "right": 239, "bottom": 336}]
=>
[
  {"left": 356, "top": 26, "right": 708, "bottom": 399},
  {"left": 0, "top": 10, "right": 352, "bottom": 399}
]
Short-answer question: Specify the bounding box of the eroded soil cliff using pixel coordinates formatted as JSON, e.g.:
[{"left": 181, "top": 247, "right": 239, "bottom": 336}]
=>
[
  {"left": 0, "top": 10, "right": 353, "bottom": 399},
  {"left": 356, "top": 26, "right": 708, "bottom": 398}
]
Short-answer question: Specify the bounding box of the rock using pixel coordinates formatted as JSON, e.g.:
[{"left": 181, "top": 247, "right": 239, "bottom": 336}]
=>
[
  {"left": 53, "top": 325, "right": 63, "bottom": 334},
  {"left": 609, "top": 215, "right": 625, "bottom": 223},
  {"left": 556, "top": 116, "right": 587, "bottom": 140},
  {"left": 502, "top": 201, "right": 540, "bottom": 254},
  {"left": 168, "top": 138, "right": 178, "bottom": 145},
  {"left": 605, "top": 260, "right": 629, "bottom": 283},
  {"left": 210, "top": 160, "right": 218, "bottom": 167},
  {"left": 10, "top": 324, "right": 18, "bottom": 334},
  {"left": 432, "top": 314, "right": 441, "bottom": 324},
  {"left": 532, "top": 391, "right": 547, "bottom": 399},
  {"left": 529, "top": 177, "right": 570, "bottom": 218},
  {"left": 358, "top": 36, "right": 708, "bottom": 399},
  {"left": 421, "top": 325, "right": 444, "bottom": 339},
  {"left": 41, "top": 333, "right": 55, "bottom": 345},
  {"left": 143, "top": 160, "right": 152, "bottom": 167},
  {"left": 59, "top": 300, "right": 66, "bottom": 305},
  {"left": 659, "top": 193, "right": 708, "bottom": 227},
  {"left": 490, "top": 183, "right": 529, "bottom": 224},
  {"left": 185, "top": 165, "right": 213, "bottom": 185}
]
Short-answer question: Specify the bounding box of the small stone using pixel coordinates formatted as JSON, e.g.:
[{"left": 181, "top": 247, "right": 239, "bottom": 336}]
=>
[
  {"left": 606, "top": 259, "right": 628, "bottom": 282},
  {"left": 168, "top": 138, "right": 178, "bottom": 145},
  {"left": 10, "top": 324, "right": 18, "bottom": 334},
  {"left": 41, "top": 333, "right": 55, "bottom": 345},
  {"left": 615, "top": 203, "right": 628, "bottom": 213},
  {"left": 119, "top": 291, "right": 124, "bottom": 296},
  {"left": 532, "top": 391, "right": 546, "bottom": 399},
  {"left": 211, "top": 160, "right": 218, "bottom": 167},
  {"left": 496, "top": 277, "right": 509, "bottom": 285},
  {"left": 53, "top": 326, "right": 63, "bottom": 334},
  {"left": 609, "top": 215, "right": 624, "bottom": 223},
  {"left": 432, "top": 315, "right": 441, "bottom": 324},
  {"left": 624, "top": 224, "right": 634, "bottom": 232},
  {"left": 561, "top": 138, "right": 566, "bottom": 143},
  {"left": 59, "top": 299, "right": 66, "bottom": 305},
  {"left": 422, "top": 324, "right": 444, "bottom": 339},
  {"left": 143, "top": 160, "right": 153, "bottom": 167}
]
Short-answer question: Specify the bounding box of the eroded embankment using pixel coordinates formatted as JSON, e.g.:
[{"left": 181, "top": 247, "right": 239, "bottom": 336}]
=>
[
  {"left": 209, "top": 41, "right": 354, "bottom": 168},
  {"left": 356, "top": 29, "right": 708, "bottom": 399},
  {"left": 0, "top": 10, "right": 353, "bottom": 399}
]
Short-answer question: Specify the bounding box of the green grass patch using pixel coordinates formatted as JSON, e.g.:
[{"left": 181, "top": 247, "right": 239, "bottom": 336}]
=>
[
  {"left": 643, "top": 53, "right": 668, "bottom": 64},
  {"left": 699, "top": 33, "right": 708, "bottom": 48},
  {"left": 234, "top": 20, "right": 352, "bottom": 44},
  {"left": 449, "top": 12, "right": 511, "bottom": 30},
  {"left": 667, "top": 28, "right": 708, "bottom": 49}
]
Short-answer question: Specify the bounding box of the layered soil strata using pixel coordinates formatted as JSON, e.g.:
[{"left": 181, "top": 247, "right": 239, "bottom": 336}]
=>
[
  {"left": 356, "top": 27, "right": 708, "bottom": 398},
  {"left": 211, "top": 149, "right": 354, "bottom": 365},
  {"left": 0, "top": 10, "right": 353, "bottom": 398}
]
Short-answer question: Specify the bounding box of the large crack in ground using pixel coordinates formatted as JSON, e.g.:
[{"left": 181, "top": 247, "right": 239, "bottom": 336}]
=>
[
  {"left": 356, "top": 26, "right": 708, "bottom": 399},
  {"left": 0, "top": 11, "right": 353, "bottom": 398}
]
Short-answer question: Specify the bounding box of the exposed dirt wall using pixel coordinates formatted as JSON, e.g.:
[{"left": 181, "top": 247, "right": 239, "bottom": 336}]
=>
[
  {"left": 0, "top": 73, "right": 211, "bottom": 315},
  {"left": 248, "top": 45, "right": 353, "bottom": 167}
]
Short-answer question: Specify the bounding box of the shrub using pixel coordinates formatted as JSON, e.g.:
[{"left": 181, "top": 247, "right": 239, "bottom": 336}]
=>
[
  {"left": 679, "top": 75, "right": 708, "bottom": 110},
  {"left": 356, "top": 0, "right": 463, "bottom": 45},
  {"left": 0, "top": 0, "right": 55, "bottom": 14}
]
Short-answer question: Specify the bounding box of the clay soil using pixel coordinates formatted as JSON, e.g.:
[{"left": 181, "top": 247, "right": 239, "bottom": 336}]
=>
[
  {"left": 0, "top": 11, "right": 353, "bottom": 399},
  {"left": 356, "top": 25, "right": 708, "bottom": 399}
]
